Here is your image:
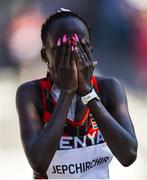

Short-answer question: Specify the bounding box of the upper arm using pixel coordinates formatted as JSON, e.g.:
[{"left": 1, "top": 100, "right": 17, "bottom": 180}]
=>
[
  {"left": 104, "top": 78, "right": 137, "bottom": 138},
  {"left": 16, "top": 82, "right": 43, "bottom": 154}
]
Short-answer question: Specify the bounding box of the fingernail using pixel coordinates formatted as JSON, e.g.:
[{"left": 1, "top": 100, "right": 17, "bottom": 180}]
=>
[
  {"left": 57, "top": 38, "right": 61, "bottom": 46},
  {"left": 93, "top": 61, "right": 98, "bottom": 65},
  {"left": 68, "top": 37, "right": 71, "bottom": 45},
  {"left": 74, "top": 46, "right": 78, "bottom": 51},
  {"left": 81, "top": 38, "right": 85, "bottom": 44},
  {"left": 74, "top": 34, "right": 79, "bottom": 42},
  {"left": 72, "top": 45, "right": 75, "bottom": 51},
  {"left": 63, "top": 34, "right": 67, "bottom": 43},
  {"left": 72, "top": 35, "right": 76, "bottom": 43}
]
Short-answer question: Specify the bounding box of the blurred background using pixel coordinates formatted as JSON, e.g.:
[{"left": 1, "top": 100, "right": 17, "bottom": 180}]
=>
[{"left": 0, "top": 0, "right": 147, "bottom": 179}]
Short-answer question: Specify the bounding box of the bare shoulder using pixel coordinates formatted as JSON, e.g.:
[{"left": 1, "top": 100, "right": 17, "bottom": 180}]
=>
[
  {"left": 95, "top": 75, "right": 124, "bottom": 96},
  {"left": 16, "top": 80, "right": 44, "bottom": 152},
  {"left": 16, "top": 79, "right": 41, "bottom": 100},
  {"left": 16, "top": 79, "right": 40, "bottom": 93},
  {"left": 16, "top": 79, "right": 42, "bottom": 116},
  {"left": 95, "top": 75, "right": 122, "bottom": 90},
  {"left": 95, "top": 75, "right": 126, "bottom": 108}
]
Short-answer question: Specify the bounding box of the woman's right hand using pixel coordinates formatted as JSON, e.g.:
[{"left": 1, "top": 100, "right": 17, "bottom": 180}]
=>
[{"left": 52, "top": 34, "right": 78, "bottom": 94}]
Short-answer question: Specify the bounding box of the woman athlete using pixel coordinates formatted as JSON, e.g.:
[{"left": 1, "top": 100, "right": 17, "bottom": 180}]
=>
[{"left": 16, "top": 8, "right": 138, "bottom": 179}]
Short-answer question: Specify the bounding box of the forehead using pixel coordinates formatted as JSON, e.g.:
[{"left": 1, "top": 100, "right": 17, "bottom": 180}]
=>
[{"left": 47, "top": 16, "right": 90, "bottom": 45}]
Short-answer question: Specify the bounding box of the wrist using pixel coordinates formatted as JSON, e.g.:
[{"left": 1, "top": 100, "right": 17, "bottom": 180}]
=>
[
  {"left": 81, "top": 88, "right": 101, "bottom": 105},
  {"left": 79, "top": 85, "right": 93, "bottom": 96}
]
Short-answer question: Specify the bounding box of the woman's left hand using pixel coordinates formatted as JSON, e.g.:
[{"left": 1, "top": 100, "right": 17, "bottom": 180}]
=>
[{"left": 73, "top": 37, "right": 97, "bottom": 95}]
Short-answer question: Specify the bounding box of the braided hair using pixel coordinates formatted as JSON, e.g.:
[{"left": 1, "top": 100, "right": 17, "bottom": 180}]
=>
[{"left": 40, "top": 8, "right": 91, "bottom": 64}]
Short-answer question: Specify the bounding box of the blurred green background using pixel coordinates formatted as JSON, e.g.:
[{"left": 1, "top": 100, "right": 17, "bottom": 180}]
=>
[{"left": 0, "top": 0, "right": 147, "bottom": 179}]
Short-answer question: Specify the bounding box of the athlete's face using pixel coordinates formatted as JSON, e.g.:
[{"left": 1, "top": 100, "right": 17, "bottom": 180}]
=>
[{"left": 45, "top": 17, "right": 91, "bottom": 71}]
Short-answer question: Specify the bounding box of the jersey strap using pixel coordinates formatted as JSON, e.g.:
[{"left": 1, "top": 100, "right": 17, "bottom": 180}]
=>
[
  {"left": 40, "top": 78, "right": 52, "bottom": 123},
  {"left": 40, "top": 76, "right": 99, "bottom": 125}
]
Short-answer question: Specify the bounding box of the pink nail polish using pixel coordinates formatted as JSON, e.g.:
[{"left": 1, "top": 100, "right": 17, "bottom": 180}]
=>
[
  {"left": 74, "top": 34, "right": 79, "bottom": 42},
  {"left": 57, "top": 38, "right": 61, "bottom": 46},
  {"left": 72, "top": 36, "right": 76, "bottom": 43},
  {"left": 63, "top": 34, "right": 67, "bottom": 43}
]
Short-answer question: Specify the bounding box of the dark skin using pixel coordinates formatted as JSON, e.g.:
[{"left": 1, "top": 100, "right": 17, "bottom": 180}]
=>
[{"left": 16, "top": 17, "right": 138, "bottom": 176}]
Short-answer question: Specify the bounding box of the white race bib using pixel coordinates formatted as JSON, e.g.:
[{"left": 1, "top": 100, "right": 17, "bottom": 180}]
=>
[{"left": 46, "top": 142, "right": 113, "bottom": 179}]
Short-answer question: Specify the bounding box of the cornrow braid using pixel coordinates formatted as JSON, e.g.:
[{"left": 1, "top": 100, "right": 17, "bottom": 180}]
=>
[{"left": 41, "top": 8, "right": 91, "bottom": 47}]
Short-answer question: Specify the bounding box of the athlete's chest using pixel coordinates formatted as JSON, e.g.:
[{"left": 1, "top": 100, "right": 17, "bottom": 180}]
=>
[
  {"left": 56, "top": 110, "right": 105, "bottom": 150},
  {"left": 39, "top": 79, "right": 105, "bottom": 148}
]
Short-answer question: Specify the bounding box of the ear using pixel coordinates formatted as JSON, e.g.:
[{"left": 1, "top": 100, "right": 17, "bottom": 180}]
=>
[{"left": 41, "top": 48, "right": 49, "bottom": 63}]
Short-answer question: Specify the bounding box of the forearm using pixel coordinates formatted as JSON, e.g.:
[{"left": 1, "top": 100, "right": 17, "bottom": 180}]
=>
[
  {"left": 28, "top": 90, "right": 74, "bottom": 173},
  {"left": 87, "top": 99, "right": 137, "bottom": 166}
]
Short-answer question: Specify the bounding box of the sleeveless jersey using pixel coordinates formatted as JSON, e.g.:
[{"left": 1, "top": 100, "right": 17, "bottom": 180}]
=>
[{"left": 34, "top": 76, "right": 113, "bottom": 179}]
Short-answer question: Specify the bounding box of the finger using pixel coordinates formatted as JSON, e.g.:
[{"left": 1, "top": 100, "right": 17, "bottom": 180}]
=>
[
  {"left": 73, "top": 34, "right": 84, "bottom": 54},
  {"left": 70, "top": 49, "right": 74, "bottom": 67},
  {"left": 65, "top": 37, "right": 72, "bottom": 68},
  {"left": 73, "top": 34, "right": 90, "bottom": 65},
  {"left": 76, "top": 45, "right": 89, "bottom": 67},
  {"left": 93, "top": 61, "right": 97, "bottom": 66},
  {"left": 73, "top": 34, "right": 91, "bottom": 58},
  {"left": 55, "top": 38, "right": 61, "bottom": 72},
  {"left": 70, "top": 50, "right": 76, "bottom": 68},
  {"left": 74, "top": 34, "right": 92, "bottom": 65},
  {"left": 90, "top": 61, "right": 97, "bottom": 75},
  {"left": 59, "top": 34, "right": 67, "bottom": 68},
  {"left": 74, "top": 46, "right": 89, "bottom": 75},
  {"left": 80, "top": 38, "right": 92, "bottom": 62},
  {"left": 74, "top": 46, "right": 82, "bottom": 67}
]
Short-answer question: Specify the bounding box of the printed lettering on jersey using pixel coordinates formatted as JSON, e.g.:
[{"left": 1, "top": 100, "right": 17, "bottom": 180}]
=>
[
  {"left": 52, "top": 156, "right": 109, "bottom": 174},
  {"left": 58, "top": 129, "right": 105, "bottom": 150}
]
